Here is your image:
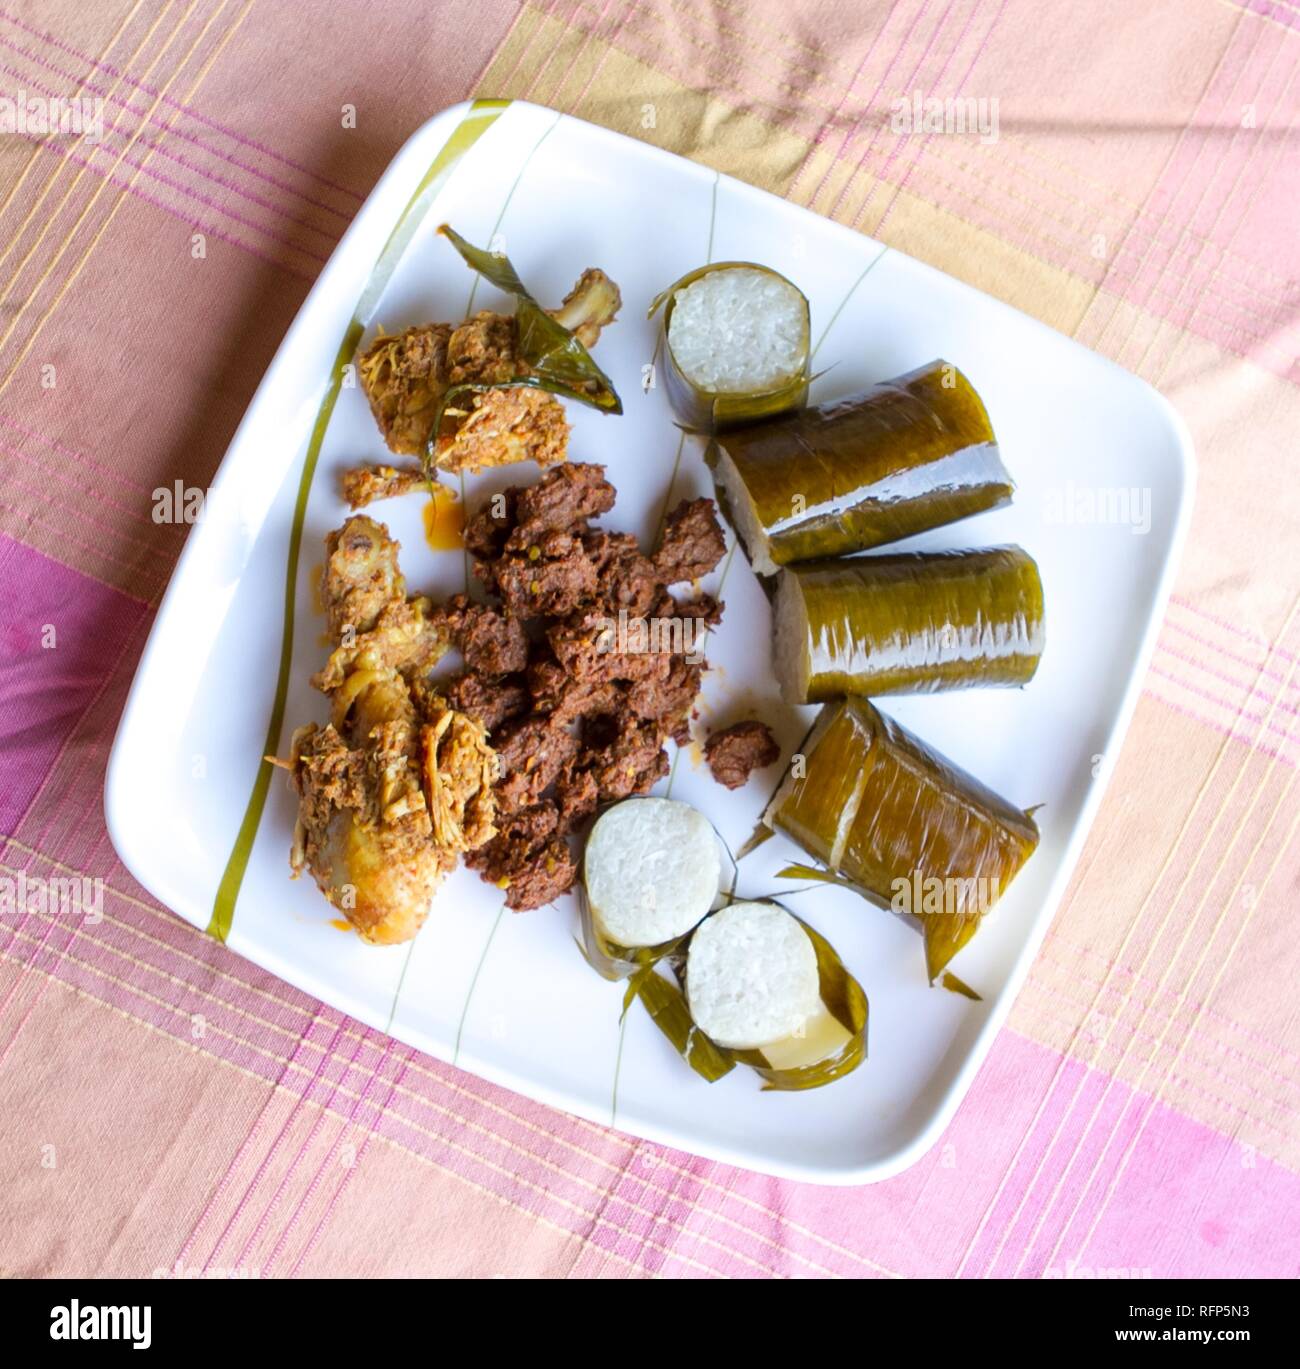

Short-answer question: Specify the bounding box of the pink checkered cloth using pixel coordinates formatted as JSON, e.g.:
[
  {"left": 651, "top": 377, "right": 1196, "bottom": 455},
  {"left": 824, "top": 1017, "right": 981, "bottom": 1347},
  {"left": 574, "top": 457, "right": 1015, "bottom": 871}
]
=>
[{"left": 1, "top": 0, "right": 1297, "bottom": 1278}]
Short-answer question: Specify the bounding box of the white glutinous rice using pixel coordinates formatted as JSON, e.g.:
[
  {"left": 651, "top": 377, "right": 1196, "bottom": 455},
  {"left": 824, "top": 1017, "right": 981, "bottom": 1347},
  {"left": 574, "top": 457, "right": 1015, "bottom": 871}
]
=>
[
  {"left": 686, "top": 901, "right": 820, "bottom": 1050},
  {"left": 667, "top": 267, "right": 806, "bottom": 394},
  {"left": 584, "top": 798, "right": 721, "bottom": 949}
]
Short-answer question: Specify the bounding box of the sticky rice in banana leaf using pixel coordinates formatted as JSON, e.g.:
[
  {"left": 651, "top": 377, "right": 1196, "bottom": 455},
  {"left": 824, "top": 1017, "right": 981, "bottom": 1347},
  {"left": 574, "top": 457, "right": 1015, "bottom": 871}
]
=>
[
  {"left": 772, "top": 546, "right": 1045, "bottom": 702},
  {"left": 765, "top": 697, "right": 1039, "bottom": 981},
  {"left": 709, "top": 360, "right": 1012, "bottom": 573},
  {"left": 631, "top": 900, "right": 867, "bottom": 1090},
  {"left": 648, "top": 263, "right": 810, "bottom": 431},
  {"left": 578, "top": 797, "right": 721, "bottom": 980}
]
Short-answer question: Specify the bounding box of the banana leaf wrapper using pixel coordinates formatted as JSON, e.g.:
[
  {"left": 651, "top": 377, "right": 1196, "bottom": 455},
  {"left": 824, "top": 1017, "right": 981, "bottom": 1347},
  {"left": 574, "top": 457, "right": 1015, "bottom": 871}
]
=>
[
  {"left": 708, "top": 360, "right": 1012, "bottom": 573},
  {"left": 626, "top": 968, "right": 735, "bottom": 1082},
  {"left": 648, "top": 263, "right": 810, "bottom": 432},
  {"left": 773, "top": 546, "right": 1045, "bottom": 702},
  {"left": 576, "top": 882, "right": 692, "bottom": 982},
  {"left": 629, "top": 907, "right": 867, "bottom": 1091},
  {"left": 765, "top": 698, "right": 1039, "bottom": 981}
]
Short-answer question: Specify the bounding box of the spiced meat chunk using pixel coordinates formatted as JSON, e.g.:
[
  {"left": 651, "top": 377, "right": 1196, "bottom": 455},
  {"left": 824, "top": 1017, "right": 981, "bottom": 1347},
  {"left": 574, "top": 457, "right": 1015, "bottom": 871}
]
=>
[
  {"left": 357, "top": 324, "right": 452, "bottom": 456},
  {"left": 464, "top": 490, "right": 519, "bottom": 559},
  {"left": 466, "top": 802, "right": 577, "bottom": 911},
  {"left": 444, "top": 671, "right": 531, "bottom": 735},
  {"left": 490, "top": 534, "right": 600, "bottom": 619},
  {"left": 584, "top": 715, "right": 671, "bottom": 801},
  {"left": 437, "top": 386, "right": 569, "bottom": 475},
  {"left": 653, "top": 497, "right": 727, "bottom": 585},
  {"left": 341, "top": 462, "right": 425, "bottom": 510},
  {"left": 457, "top": 604, "right": 530, "bottom": 677},
  {"left": 493, "top": 715, "right": 582, "bottom": 812},
  {"left": 444, "top": 462, "right": 727, "bottom": 912},
  {"left": 704, "top": 720, "right": 780, "bottom": 790},
  {"left": 506, "top": 461, "right": 616, "bottom": 548}
]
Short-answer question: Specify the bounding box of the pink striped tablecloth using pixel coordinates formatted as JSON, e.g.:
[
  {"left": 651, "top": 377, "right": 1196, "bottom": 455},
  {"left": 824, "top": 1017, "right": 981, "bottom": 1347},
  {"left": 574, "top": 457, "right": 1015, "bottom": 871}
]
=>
[{"left": 1, "top": 0, "right": 1297, "bottom": 1278}]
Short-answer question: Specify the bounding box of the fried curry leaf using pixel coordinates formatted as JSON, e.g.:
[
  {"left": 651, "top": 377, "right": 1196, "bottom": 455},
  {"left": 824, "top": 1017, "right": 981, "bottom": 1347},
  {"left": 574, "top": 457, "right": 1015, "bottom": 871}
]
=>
[
  {"left": 439, "top": 223, "right": 533, "bottom": 297},
  {"left": 438, "top": 225, "right": 622, "bottom": 414},
  {"left": 627, "top": 965, "right": 736, "bottom": 1083}
]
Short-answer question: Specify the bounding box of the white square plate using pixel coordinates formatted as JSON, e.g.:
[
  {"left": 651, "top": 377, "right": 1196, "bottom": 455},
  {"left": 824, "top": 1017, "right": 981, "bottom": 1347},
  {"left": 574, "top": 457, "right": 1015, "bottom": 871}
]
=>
[{"left": 105, "top": 100, "right": 1194, "bottom": 1184}]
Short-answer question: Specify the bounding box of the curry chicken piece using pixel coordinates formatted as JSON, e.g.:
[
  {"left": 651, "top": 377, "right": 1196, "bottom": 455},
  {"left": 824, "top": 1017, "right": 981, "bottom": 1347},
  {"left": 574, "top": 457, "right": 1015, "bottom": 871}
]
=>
[
  {"left": 281, "top": 516, "right": 498, "bottom": 945},
  {"left": 355, "top": 324, "right": 452, "bottom": 458},
  {"left": 355, "top": 267, "right": 621, "bottom": 473},
  {"left": 340, "top": 463, "right": 426, "bottom": 510},
  {"left": 437, "top": 385, "right": 569, "bottom": 473}
]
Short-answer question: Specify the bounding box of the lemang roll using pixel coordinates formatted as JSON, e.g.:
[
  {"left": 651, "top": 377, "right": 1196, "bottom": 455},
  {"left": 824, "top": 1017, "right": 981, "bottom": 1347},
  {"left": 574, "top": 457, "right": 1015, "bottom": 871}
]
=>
[
  {"left": 648, "top": 263, "right": 811, "bottom": 431},
  {"left": 765, "top": 697, "right": 1039, "bottom": 981},
  {"left": 709, "top": 359, "right": 1013, "bottom": 573},
  {"left": 772, "top": 546, "right": 1044, "bottom": 702}
]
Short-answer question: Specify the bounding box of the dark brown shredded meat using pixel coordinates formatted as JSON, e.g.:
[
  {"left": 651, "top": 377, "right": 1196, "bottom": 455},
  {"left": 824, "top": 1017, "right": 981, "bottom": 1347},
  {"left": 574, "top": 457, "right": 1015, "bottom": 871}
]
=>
[
  {"left": 465, "top": 803, "right": 576, "bottom": 912},
  {"left": 507, "top": 462, "right": 616, "bottom": 548},
  {"left": 457, "top": 603, "right": 530, "bottom": 677},
  {"left": 704, "top": 720, "right": 780, "bottom": 790},
  {"left": 489, "top": 534, "right": 599, "bottom": 619},
  {"left": 444, "top": 671, "right": 530, "bottom": 734},
  {"left": 444, "top": 462, "right": 727, "bottom": 911},
  {"left": 653, "top": 497, "right": 729, "bottom": 585}
]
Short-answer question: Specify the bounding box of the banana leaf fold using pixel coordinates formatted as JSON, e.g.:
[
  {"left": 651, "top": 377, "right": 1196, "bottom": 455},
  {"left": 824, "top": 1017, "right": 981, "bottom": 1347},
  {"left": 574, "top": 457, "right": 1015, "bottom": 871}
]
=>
[{"left": 765, "top": 698, "right": 1039, "bottom": 981}]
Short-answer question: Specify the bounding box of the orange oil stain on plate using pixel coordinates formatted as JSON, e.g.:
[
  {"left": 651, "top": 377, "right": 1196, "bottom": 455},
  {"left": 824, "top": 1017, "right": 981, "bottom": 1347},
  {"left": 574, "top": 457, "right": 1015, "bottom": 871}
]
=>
[{"left": 423, "top": 483, "right": 465, "bottom": 551}]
